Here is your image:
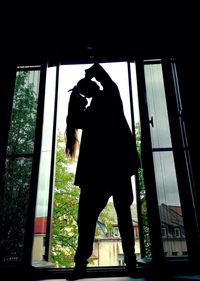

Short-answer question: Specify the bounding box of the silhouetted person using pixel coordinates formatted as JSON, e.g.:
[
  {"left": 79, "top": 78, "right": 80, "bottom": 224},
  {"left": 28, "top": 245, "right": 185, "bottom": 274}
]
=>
[{"left": 65, "top": 63, "right": 138, "bottom": 280}]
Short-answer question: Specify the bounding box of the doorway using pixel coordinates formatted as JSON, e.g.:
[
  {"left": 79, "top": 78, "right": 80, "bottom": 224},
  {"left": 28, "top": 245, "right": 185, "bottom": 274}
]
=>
[{"left": 32, "top": 62, "right": 142, "bottom": 268}]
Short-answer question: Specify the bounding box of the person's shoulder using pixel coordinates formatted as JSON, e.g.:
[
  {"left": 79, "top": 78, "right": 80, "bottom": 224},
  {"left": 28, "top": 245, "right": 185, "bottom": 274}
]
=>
[
  {"left": 107, "top": 81, "right": 120, "bottom": 95},
  {"left": 103, "top": 78, "right": 118, "bottom": 89}
]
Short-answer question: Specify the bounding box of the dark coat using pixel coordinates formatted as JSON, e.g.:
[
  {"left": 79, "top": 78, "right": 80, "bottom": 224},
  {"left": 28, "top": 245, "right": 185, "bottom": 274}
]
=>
[{"left": 74, "top": 79, "right": 138, "bottom": 187}]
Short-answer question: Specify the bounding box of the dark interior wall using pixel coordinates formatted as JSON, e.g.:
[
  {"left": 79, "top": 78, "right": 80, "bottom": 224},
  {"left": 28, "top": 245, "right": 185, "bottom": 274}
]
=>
[
  {"left": 1, "top": 1, "right": 199, "bottom": 63},
  {"left": 176, "top": 59, "right": 200, "bottom": 213}
]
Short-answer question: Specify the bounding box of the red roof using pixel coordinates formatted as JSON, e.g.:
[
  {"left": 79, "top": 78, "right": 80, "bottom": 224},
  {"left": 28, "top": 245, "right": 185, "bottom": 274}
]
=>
[
  {"left": 167, "top": 205, "right": 182, "bottom": 216},
  {"left": 34, "top": 217, "right": 47, "bottom": 234}
]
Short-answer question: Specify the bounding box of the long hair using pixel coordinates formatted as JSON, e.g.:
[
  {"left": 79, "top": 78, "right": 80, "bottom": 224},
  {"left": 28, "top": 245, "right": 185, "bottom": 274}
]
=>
[
  {"left": 65, "top": 119, "right": 79, "bottom": 160},
  {"left": 65, "top": 85, "right": 87, "bottom": 160}
]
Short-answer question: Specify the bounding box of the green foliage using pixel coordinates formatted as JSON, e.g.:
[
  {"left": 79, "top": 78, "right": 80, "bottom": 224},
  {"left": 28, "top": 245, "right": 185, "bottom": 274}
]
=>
[
  {"left": 50, "top": 132, "right": 80, "bottom": 267},
  {"left": 135, "top": 122, "right": 141, "bottom": 158},
  {"left": 7, "top": 71, "right": 38, "bottom": 154},
  {"left": 96, "top": 201, "right": 115, "bottom": 238},
  {"left": 0, "top": 71, "right": 38, "bottom": 261},
  {"left": 135, "top": 122, "right": 151, "bottom": 257}
]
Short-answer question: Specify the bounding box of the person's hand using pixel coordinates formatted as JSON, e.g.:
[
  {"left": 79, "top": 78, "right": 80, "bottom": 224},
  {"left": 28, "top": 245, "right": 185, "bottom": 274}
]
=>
[
  {"left": 85, "top": 63, "right": 101, "bottom": 80},
  {"left": 69, "top": 86, "right": 88, "bottom": 110},
  {"left": 85, "top": 63, "right": 110, "bottom": 84},
  {"left": 76, "top": 94, "right": 88, "bottom": 109}
]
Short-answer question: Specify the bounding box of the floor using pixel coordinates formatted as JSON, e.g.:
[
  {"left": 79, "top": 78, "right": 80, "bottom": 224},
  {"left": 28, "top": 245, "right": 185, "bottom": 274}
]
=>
[
  {"left": 37, "top": 277, "right": 147, "bottom": 281},
  {"left": 171, "top": 276, "right": 200, "bottom": 280},
  {"left": 34, "top": 276, "right": 200, "bottom": 281}
]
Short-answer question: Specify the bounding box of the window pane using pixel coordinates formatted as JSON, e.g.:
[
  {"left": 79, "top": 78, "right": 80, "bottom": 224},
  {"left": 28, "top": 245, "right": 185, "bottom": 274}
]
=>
[
  {"left": 6, "top": 71, "right": 40, "bottom": 155},
  {"left": 144, "top": 64, "right": 172, "bottom": 148},
  {"left": 0, "top": 68, "right": 41, "bottom": 263},
  {"left": 32, "top": 67, "right": 56, "bottom": 265},
  {"left": 0, "top": 157, "right": 33, "bottom": 262},
  {"left": 131, "top": 63, "right": 151, "bottom": 258}
]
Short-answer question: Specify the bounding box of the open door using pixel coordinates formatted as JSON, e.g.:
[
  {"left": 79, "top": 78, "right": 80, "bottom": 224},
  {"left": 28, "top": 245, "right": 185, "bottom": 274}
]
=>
[{"left": 135, "top": 58, "right": 198, "bottom": 264}]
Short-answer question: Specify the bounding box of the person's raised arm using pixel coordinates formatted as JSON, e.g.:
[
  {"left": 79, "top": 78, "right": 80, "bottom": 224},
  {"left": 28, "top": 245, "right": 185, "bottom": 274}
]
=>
[
  {"left": 85, "top": 63, "right": 121, "bottom": 104},
  {"left": 85, "top": 63, "right": 112, "bottom": 87}
]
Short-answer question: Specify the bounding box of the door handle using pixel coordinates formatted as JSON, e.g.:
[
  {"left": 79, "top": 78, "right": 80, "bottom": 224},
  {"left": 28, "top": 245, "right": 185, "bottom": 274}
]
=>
[{"left": 149, "top": 116, "right": 154, "bottom": 127}]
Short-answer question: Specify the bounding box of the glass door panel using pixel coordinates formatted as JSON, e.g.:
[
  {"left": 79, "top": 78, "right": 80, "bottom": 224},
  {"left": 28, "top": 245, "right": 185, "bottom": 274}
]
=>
[
  {"left": 0, "top": 67, "right": 41, "bottom": 263},
  {"left": 129, "top": 62, "right": 152, "bottom": 260},
  {"left": 143, "top": 62, "right": 188, "bottom": 258},
  {"left": 32, "top": 67, "right": 57, "bottom": 266}
]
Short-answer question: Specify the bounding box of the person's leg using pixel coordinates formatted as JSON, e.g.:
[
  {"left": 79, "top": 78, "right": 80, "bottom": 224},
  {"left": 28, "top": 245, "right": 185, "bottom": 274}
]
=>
[
  {"left": 112, "top": 178, "right": 137, "bottom": 275},
  {"left": 74, "top": 187, "right": 110, "bottom": 268}
]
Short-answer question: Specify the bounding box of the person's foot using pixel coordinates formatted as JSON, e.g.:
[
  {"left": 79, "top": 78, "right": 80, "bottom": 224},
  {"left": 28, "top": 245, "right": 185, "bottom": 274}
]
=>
[{"left": 66, "top": 267, "right": 87, "bottom": 280}]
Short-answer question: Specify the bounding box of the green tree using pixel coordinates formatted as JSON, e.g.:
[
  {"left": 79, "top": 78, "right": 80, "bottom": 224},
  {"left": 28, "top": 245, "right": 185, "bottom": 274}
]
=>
[
  {"left": 50, "top": 132, "right": 80, "bottom": 267},
  {"left": 0, "top": 70, "right": 39, "bottom": 261},
  {"left": 6, "top": 71, "right": 38, "bottom": 154},
  {"left": 135, "top": 122, "right": 151, "bottom": 257}
]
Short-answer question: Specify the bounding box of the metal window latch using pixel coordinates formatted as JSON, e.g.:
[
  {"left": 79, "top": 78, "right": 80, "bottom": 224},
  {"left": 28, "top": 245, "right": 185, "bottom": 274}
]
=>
[{"left": 149, "top": 116, "right": 154, "bottom": 127}]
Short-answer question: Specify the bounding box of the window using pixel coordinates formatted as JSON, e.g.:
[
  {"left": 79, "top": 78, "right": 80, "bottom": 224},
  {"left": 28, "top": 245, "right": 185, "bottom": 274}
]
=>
[
  {"left": 1, "top": 66, "right": 41, "bottom": 262},
  {"left": 1, "top": 58, "right": 195, "bottom": 273},
  {"left": 113, "top": 227, "right": 120, "bottom": 238},
  {"left": 172, "top": 252, "right": 178, "bottom": 256},
  {"left": 142, "top": 60, "right": 188, "bottom": 258},
  {"left": 182, "top": 251, "right": 188, "bottom": 256},
  {"left": 174, "top": 228, "right": 180, "bottom": 238},
  {"left": 161, "top": 228, "right": 167, "bottom": 238}
]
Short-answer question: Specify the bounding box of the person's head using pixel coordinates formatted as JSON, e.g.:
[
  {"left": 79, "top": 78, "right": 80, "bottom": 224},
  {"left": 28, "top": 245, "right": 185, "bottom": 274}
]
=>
[{"left": 76, "top": 78, "right": 100, "bottom": 98}]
